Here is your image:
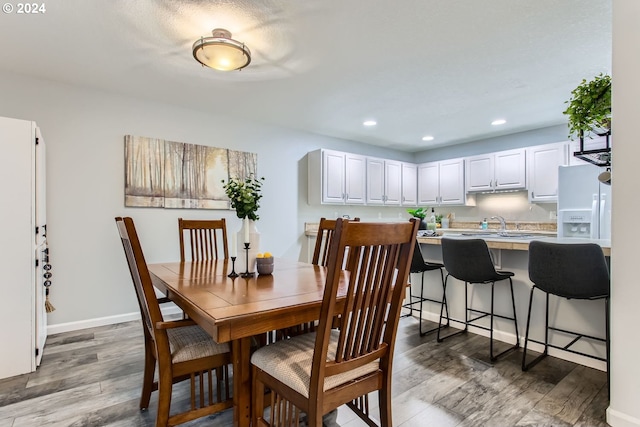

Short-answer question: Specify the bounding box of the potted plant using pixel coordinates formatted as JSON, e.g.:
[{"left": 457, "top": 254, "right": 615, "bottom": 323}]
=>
[
  {"left": 407, "top": 207, "right": 428, "bottom": 230},
  {"left": 563, "top": 73, "right": 611, "bottom": 140},
  {"left": 221, "top": 174, "right": 265, "bottom": 220}
]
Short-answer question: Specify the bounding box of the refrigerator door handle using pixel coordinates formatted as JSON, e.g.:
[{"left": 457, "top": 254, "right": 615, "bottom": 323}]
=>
[
  {"left": 600, "top": 195, "right": 607, "bottom": 240},
  {"left": 591, "top": 194, "right": 599, "bottom": 240}
]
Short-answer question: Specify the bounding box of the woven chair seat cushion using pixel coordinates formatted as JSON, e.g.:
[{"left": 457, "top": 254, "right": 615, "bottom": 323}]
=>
[
  {"left": 251, "top": 330, "right": 379, "bottom": 398},
  {"left": 167, "top": 325, "right": 230, "bottom": 363}
]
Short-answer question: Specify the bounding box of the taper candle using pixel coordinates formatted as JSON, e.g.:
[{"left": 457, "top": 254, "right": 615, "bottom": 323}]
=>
[
  {"left": 231, "top": 233, "right": 237, "bottom": 258},
  {"left": 244, "top": 217, "right": 250, "bottom": 244}
]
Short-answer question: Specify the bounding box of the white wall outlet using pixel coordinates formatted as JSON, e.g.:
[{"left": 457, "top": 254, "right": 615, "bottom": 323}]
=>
[{"left": 550, "top": 210, "right": 557, "bottom": 220}]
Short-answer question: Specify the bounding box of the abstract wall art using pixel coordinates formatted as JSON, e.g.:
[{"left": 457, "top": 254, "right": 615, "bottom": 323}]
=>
[{"left": 124, "top": 135, "right": 257, "bottom": 209}]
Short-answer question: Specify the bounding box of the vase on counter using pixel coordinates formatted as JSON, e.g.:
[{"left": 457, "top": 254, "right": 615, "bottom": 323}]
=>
[{"left": 236, "top": 218, "right": 260, "bottom": 274}]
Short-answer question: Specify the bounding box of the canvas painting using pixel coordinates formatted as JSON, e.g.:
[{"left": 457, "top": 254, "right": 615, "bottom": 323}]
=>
[{"left": 124, "top": 135, "right": 257, "bottom": 209}]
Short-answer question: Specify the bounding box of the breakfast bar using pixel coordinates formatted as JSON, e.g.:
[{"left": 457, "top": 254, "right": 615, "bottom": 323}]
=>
[{"left": 414, "top": 232, "right": 611, "bottom": 370}]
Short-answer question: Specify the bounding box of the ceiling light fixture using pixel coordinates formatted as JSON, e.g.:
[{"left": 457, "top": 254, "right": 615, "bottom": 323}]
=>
[
  {"left": 491, "top": 119, "right": 507, "bottom": 126},
  {"left": 363, "top": 120, "right": 377, "bottom": 126},
  {"left": 422, "top": 135, "right": 434, "bottom": 141},
  {"left": 192, "top": 28, "right": 251, "bottom": 71}
]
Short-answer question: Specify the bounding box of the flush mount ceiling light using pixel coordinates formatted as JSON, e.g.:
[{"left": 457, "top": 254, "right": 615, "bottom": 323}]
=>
[
  {"left": 491, "top": 119, "right": 507, "bottom": 126},
  {"left": 192, "top": 28, "right": 251, "bottom": 71},
  {"left": 363, "top": 120, "right": 377, "bottom": 126}
]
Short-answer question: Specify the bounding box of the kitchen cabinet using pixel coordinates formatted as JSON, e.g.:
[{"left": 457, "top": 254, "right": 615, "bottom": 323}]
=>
[
  {"left": 418, "top": 158, "right": 468, "bottom": 205},
  {"left": 307, "top": 149, "right": 366, "bottom": 205},
  {"left": 366, "top": 157, "right": 402, "bottom": 205},
  {"left": 401, "top": 162, "right": 418, "bottom": 205},
  {"left": 527, "top": 142, "right": 568, "bottom": 202},
  {"left": 466, "top": 148, "right": 526, "bottom": 192}
]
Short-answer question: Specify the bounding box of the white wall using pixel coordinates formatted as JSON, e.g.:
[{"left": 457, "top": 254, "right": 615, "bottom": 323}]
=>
[
  {"left": 0, "top": 71, "right": 412, "bottom": 328},
  {"left": 608, "top": 1, "right": 640, "bottom": 426}
]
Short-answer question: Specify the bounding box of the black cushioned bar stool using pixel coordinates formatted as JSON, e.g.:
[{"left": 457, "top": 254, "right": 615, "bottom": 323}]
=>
[
  {"left": 402, "top": 241, "right": 448, "bottom": 336},
  {"left": 522, "top": 241, "right": 610, "bottom": 374},
  {"left": 437, "top": 238, "right": 520, "bottom": 361}
]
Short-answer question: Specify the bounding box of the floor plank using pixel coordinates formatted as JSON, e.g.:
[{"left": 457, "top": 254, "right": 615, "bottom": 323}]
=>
[{"left": 0, "top": 316, "right": 609, "bottom": 426}]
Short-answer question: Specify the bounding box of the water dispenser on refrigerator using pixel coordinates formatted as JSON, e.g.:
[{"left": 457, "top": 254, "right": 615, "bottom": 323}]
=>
[{"left": 558, "top": 209, "right": 593, "bottom": 238}]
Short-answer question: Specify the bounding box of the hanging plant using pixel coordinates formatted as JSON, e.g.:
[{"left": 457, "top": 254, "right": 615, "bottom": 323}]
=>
[{"left": 563, "top": 73, "right": 611, "bottom": 140}]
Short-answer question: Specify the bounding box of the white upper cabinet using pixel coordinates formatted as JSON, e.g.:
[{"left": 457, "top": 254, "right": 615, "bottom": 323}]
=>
[
  {"left": 527, "top": 142, "right": 568, "bottom": 202},
  {"left": 307, "top": 149, "right": 366, "bottom": 205},
  {"left": 466, "top": 148, "right": 526, "bottom": 192},
  {"left": 366, "top": 157, "right": 402, "bottom": 205},
  {"left": 401, "top": 162, "right": 418, "bottom": 206},
  {"left": 418, "top": 158, "right": 467, "bottom": 206}
]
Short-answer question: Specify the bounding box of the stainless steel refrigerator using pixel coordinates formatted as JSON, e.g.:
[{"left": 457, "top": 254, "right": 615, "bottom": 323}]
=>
[{"left": 557, "top": 164, "right": 611, "bottom": 240}]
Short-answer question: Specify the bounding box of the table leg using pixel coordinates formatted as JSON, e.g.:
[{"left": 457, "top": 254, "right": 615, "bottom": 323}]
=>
[{"left": 232, "top": 337, "right": 252, "bottom": 427}]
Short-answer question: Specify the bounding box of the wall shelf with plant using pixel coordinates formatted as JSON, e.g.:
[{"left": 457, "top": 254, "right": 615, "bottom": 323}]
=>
[{"left": 563, "top": 73, "right": 611, "bottom": 167}]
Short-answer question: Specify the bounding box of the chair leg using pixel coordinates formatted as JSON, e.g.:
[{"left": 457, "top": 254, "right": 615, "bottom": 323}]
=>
[
  {"left": 378, "top": 376, "right": 393, "bottom": 427},
  {"left": 420, "top": 268, "right": 450, "bottom": 336},
  {"left": 155, "top": 370, "right": 173, "bottom": 427},
  {"left": 489, "top": 278, "right": 519, "bottom": 362},
  {"left": 437, "top": 275, "right": 467, "bottom": 343},
  {"left": 606, "top": 296, "right": 610, "bottom": 398},
  {"left": 140, "top": 335, "right": 156, "bottom": 410},
  {"left": 522, "top": 287, "right": 549, "bottom": 371}
]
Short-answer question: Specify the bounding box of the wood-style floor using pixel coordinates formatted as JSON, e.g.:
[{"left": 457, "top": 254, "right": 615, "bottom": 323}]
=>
[{"left": 0, "top": 316, "right": 609, "bottom": 427}]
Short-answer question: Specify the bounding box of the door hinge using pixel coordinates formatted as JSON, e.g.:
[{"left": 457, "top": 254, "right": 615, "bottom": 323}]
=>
[
  {"left": 36, "top": 226, "right": 39, "bottom": 235},
  {"left": 35, "top": 259, "right": 39, "bottom": 267},
  {"left": 35, "top": 348, "right": 39, "bottom": 357},
  {"left": 35, "top": 137, "right": 39, "bottom": 145}
]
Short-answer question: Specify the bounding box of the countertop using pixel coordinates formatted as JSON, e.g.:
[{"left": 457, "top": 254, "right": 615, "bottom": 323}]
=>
[{"left": 418, "top": 233, "right": 611, "bottom": 256}]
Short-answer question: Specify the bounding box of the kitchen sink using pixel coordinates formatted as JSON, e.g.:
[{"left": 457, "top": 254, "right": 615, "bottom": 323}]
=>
[{"left": 459, "top": 232, "right": 540, "bottom": 239}]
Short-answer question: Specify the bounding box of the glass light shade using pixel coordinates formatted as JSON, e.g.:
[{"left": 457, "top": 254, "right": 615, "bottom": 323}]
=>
[{"left": 192, "top": 29, "right": 251, "bottom": 71}]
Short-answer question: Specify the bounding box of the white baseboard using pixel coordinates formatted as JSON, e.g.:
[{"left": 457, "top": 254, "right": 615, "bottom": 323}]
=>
[
  {"left": 46, "top": 305, "right": 183, "bottom": 335},
  {"left": 607, "top": 407, "right": 640, "bottom": 427}
]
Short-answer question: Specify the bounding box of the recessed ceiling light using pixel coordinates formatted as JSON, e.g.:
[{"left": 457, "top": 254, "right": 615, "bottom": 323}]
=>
[
  {"left": 422, "top": 135, "right": 434, "bottom": 141},
  {"left": 491, "top": 119, "right": 507, "bottom": 126},
  {"left": 363, "top": 120, "right": 377, "bottom": 126}
]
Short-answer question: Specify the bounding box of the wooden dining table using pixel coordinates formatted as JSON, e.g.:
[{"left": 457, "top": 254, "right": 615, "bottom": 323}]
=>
[{"left": 148, "top": 258, "right": 347, "bottom": 427}]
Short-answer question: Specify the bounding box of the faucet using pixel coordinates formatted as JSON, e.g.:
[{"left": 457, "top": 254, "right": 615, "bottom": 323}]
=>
[{"left": 491, "top": 215, "right": 507, "bottom": 234}]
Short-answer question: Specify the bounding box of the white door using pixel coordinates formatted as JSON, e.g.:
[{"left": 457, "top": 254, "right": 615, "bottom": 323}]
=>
[
  {"left": 322, "top": 150, "right": 346, "bottom": 204},
  {"left": 494, "top": 149, "right": 526, "bottom": 190},
  {"left": 384, "top": 160, "right": 402, "bottom": 205},
  {"left": 528, "top": 143, "right": 567, "bottom": 202},
  {"left": 401, "top": 163, "right": 418, "bottom": 206},
  {"left": 466, "top": 154, "right": 494, "bottom": 192},
  {"left": 439, "top": 158, "right": 465, "bottom": 204},
  {"left": 366, "top": 157, "right": 385, "bottom": 204},
  {"left": 417, "top": 162, "right": 439, "bottom": 205},
  {"left": 344, "top": 153, "right": 366, "bottom": 204}
]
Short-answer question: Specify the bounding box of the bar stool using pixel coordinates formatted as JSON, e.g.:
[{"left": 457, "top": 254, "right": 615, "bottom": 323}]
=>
[
  {"left": 522, "top": 241, "right": 610, "bottom": 374},
  {"left": 402, "top": 241, "right": 449, "bottom": 336},
  {"left": 437, "top": 238, "right": 519, "bottom": 361}
]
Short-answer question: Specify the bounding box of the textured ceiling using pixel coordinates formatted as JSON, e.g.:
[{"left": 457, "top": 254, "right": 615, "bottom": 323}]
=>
[{"left": 0, "top": 0, "right": 612, "bottom": 152}]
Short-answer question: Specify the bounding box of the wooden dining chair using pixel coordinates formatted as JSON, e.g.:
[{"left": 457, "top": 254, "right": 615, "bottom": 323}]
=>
[
  {"left": 311, "top": 217, "right": 360, "bottom": 266},
  {"left": 251, "top": 218, "right": 420, "bottom": 427},
  {"left": 115, "top": 217, "right": 233, "bottom": 427},
  {"left": 178, "top": 218, "right": 228, "bottom": 261}
]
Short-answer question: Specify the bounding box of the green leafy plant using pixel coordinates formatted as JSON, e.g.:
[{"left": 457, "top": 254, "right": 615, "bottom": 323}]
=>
[
  {"left": 221, "top": 175, "right": 265, "bottom": 220},
  {"left": 407, "top": 207, "right": 427, "bottom": 219},
  {"left": 563, "top": 73, "right": 611, "bottom": 140}
]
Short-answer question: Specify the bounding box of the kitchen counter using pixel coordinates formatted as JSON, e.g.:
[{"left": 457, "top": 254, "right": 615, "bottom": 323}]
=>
[
  {"left": 418, "top": 233, "right": 611, "bottom": 256},
  {"left": 415, "top": 232, "right": 610, "bottom": 371}
]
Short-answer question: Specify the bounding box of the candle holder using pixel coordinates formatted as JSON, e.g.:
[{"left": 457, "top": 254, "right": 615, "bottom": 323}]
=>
[
  {"left": 228, "top": 256, "right": 239, "bottom": 278},
  {"left": 240, "top": 242, "right": 255, "bottom": 278}
]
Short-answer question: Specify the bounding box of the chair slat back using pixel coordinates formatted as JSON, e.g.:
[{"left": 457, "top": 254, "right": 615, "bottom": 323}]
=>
[
  {"left": 115, "top": 217, "right": 163, "bottom": 339},
  {"left": 312, "top": 217, "right": 360, "bottom": 266},
  {"left": 528, "top": 240, "right": 609, "bottom": 299},
  {"left": 310, "top": 219, "right": 419, "bottom": 392},
  {"left": 179, "top": 218, "right": 229, "bottom": 261}
]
